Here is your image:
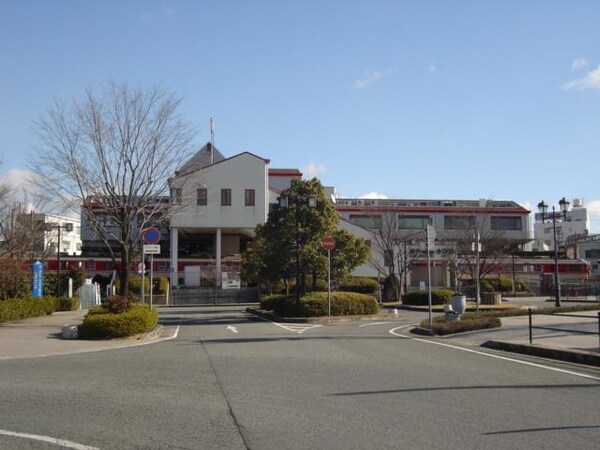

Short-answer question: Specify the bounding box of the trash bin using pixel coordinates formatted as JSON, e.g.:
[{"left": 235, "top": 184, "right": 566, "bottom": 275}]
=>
[{"left": 450, "top": 294, "right": 467, "bottom": 315}]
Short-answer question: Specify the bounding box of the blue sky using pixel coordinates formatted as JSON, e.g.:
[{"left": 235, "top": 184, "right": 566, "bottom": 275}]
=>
[{"left": 1, "top": 1, "right": 600, "bottom": 231}]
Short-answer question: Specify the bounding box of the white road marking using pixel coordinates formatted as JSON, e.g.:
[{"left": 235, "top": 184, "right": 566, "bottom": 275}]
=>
[
  {"left": 388, "top": 325, "right": 600, "bottom": 381},
  {"left": 252, "top": 314, "right": 322, "bottom": 334},
  {"left": 0, "top": 429, "right": 99, "bottom": 450},
  {"left": 227, "top": 325, "right": 239, "bottom": 334},
  {"left": 358, "top": 322, "right": 391, "bottom": 328}
]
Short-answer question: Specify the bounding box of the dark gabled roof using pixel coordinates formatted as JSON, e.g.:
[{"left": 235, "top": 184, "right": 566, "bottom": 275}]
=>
[{"left": 177, "top": 142, "right": 226, "bottom": 175}]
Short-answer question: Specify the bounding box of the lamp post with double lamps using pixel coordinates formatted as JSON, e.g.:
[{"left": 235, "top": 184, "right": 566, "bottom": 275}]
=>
[
  {"left": 279, "top": 193, "right": 317, "bottom": 303},
  {"left": 44, "top": 221, "right": 74, "bottom": 296},
  {"left": 537, "top": 197, "right": 570, "bottom": 307}
]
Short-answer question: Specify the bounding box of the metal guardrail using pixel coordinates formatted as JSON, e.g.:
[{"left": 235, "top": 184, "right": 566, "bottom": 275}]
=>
[{"left": 527, "top": 308, "right": 600, "bottom": 350}]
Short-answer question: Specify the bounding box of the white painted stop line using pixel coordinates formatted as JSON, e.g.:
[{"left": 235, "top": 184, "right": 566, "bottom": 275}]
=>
[{"left": 0, "top": 429, "right": 99, "bottom": 449}]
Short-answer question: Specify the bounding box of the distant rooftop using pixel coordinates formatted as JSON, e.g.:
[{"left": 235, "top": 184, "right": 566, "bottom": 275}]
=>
[{"left": 335, "top": 198, "right": 528, "bottom": 210}]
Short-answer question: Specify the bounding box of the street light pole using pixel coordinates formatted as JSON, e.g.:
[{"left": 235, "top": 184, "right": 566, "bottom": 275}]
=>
[
  {"left": 537, "top": 198, "right": 570, "bottom": 307},
  {"left": 44, "top": 221, "right": 73, "bottom": 297}
]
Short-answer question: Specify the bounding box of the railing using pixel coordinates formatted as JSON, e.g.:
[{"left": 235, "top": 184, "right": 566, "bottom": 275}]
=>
[
  {"left": 527, "top": 308, "right": 600, "bottom": 350},
  {"left": 171, "top": 287, "right": 260, "bottom": 306}
]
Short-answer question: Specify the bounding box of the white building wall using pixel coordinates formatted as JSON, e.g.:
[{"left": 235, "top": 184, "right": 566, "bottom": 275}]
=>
[
  {"left": 42, "top": 214, "right": 82, "bottom": 256},
  {"left": 170, "top": 153, "right": 269, "bottom": 230},
  {"left": 533, "top": 206, "right": 589, "bottom": 251}
]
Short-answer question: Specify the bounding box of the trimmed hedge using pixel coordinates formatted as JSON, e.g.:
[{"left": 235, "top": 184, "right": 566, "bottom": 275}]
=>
[
  {"left": 420, "top": 316, "right": 502, "bottom": 335},
  {"left": 338, "top": 277, "right": 379, "bottom": 294},
  {"left": 402, "top": 289, "right": 454, "bottom": 306},
  {"left": 260, "top": 294, "right": 288, "bottom": 312},
  {"left": 260, "top": 292, "right": 379, "bottom": 317},
  {"left": 0, "top": 297, "right": 56, "bottom": 323},
  {"left": 78, "top": 303, "right": 159, "bottom": 339},
  {"left": 54, "top": 296, "right": 80, "bottom": 311},
  {"left": 481, "top": 276, "right": 528, "bottom": 293}
]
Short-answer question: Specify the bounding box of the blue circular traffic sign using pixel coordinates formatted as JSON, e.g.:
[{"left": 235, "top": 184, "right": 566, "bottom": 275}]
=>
[{"left": 142, "top": 227, "right": 161, "bottom": 245}]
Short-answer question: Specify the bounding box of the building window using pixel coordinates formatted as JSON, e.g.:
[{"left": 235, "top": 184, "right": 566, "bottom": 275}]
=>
[
  {"left": 348, "top": 215, "right": 381, "bottom": 229},
  {"left": 491, "top": 216, "right": 522, "bottom": 231},
  {"left": 245, "top": 189, "right": 255, "bottom": 206},
  {"left": 585, "top": 249, "right": 600, "bottom": 258},
  {"left": 172, "top": 188, "right": 182, "bottom": 205},
  {"left": 197, "top": 188, "right": 207, "bottom": 206},
  {"left": 444, "top": 215, "right": 476, "bottom": 230},
  {"left": 398, "top": 215, "right": 430, "bottom": 230},
  {"left": 221, "top": 189, "right": 232, "bottom": 206}
]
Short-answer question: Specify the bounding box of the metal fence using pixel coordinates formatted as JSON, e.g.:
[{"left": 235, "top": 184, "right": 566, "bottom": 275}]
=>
[{"left": 171, "top": 287, "right": 260, "bottom": 306}]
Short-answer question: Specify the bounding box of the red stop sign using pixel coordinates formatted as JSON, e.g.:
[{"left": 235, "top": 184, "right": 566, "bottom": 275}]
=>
[{"left": 321, "top": 235, "right": 335, "bottom": 251}]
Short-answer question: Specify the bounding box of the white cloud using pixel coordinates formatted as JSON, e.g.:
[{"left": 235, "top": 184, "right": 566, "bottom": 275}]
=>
[
  {"left": 586, "top": 200, "right": 600, "bottom": 220},
  {"left": 303, "top": 162, "right": 326, "bottom": 179},
  {"left": 428, "top": 62, "right": 437, "bottom": 73},
  {"left": 571, "top": 57, "right": 589, "bottom": 71},
  {"left": 358, "top": 192, "right": 388, "bottom": 199},
  {"left": 139, "top": 5, "right": 176, "bottom": 21},
  {"left": 352, "top": 68, "right": 399, "bottom": 90},
  {"left": 562, "top": 66, "right": 600, "bottom": 90},
  {"left": 0, "top": 168, "right": 35, "bottom": 189}
]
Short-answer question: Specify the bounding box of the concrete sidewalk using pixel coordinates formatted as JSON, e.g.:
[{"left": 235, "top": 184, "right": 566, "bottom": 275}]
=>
[
  {"left": 438, "top": 307, "right": 600, "bottom": 366},
  {"left": 0, "top": 310, "right": 166, "bottom": 360}
]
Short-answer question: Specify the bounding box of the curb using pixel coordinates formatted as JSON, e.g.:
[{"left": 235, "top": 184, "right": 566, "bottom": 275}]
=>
[{"left": 481, "top": 340, "right": 600, "bottom": 367}]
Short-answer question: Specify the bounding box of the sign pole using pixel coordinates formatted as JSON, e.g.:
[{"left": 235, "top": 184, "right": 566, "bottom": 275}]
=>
[
  {"left": 150, "top": 254, "right": 154, "bottom": 309},
  {"left": 320, "top": 235, "right": 336, "bottom": 317},
  {"left": 141, "top": 248, "right": 145, "bottom": 304},
  {"left": 426, "top": 224, "right": 433, "bottom": 328},
  {"left": 327, "top": 249, "right": 331, "bottom": 317}
]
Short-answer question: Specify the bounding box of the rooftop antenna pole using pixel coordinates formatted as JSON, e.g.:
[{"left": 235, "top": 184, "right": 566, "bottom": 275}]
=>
[{"left": 210, "top": 117, "right": 215, "bottom": 165}]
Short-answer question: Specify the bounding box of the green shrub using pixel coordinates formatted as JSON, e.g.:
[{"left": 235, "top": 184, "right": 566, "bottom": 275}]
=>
[
  {"left": 78, "top": 304, "right": 158, "bottom": 339},
  {"left": 338, "top": 277, "right": 379, "bottom": 294},
  {"left": 156, "top": 277, "right": 170, "bottom": 294},
  {"left": 300, "top": 292, "right": 379, "bottom": 317},
  {"left": 114, "top": 276, "right": 151, "bottom": 295},
  {"left": 54, "top": 296, "right": 80, "bottom": 311},
  {"left": 260, "top": 292, "right": 378, "bottom": 317},
  {"left": 480, "top": 276, "right": 529, "bottom": 292},
  {"left": 260, "top": 294, "right": 289, "bottom": 312},
  {"left": 102, "top": 295, "right": 136, "bottom": 314},
  {"left": 402, "top": 289, "right": 454, "bottom": 306},
  {"left": 0, "top": 297, "right": 56, "bottom": 323}
]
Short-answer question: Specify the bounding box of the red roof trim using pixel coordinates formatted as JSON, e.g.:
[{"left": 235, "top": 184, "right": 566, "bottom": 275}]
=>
[{"left": 268, "top": 169, "right": 302, "bottom": 177}]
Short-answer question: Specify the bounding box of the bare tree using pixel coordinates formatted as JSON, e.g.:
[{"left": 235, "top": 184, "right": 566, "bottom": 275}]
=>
[
  {"left": 369, "top": 213, "right": 422, "bottom": 300},
  {"left": 441, "top": 218, "right": 509, "bottom": 289},
  {"left": 0, "top": 174, "right": 51, "bottom": 298},
  {"left": 30, "top": 81, "right": 196, "bottom": 295}
]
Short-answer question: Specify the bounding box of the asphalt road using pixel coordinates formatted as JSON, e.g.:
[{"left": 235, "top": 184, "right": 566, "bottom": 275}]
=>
[{"left": 0, "top": 306, "right": 599, "bottom": 449}]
